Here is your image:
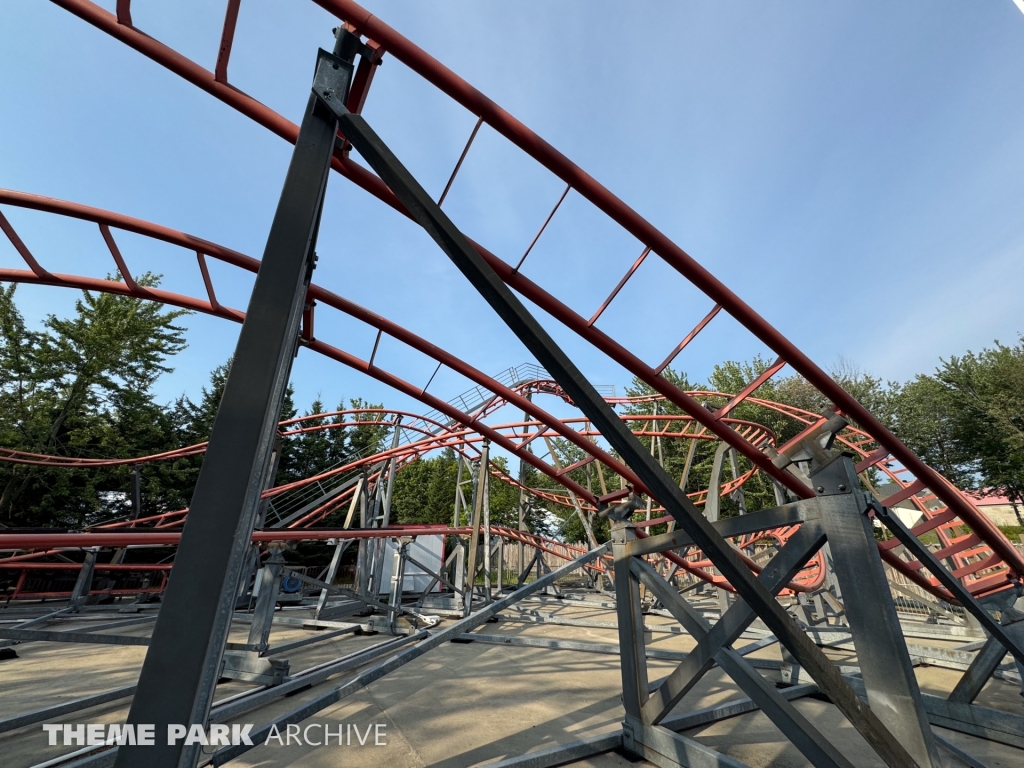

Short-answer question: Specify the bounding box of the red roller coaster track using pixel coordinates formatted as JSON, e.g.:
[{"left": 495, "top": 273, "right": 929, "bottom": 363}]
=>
[
  {"left": 1, "top": 0, "right": 1020, "bottom": 609},
  {"left": 0, "top": 186, "right": 1009, "bottom": 603}
]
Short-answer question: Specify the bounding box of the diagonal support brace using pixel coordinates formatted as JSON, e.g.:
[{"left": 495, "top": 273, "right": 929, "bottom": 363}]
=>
[{"left": 316, "top": 91, "right": 925, "bottom": 768}]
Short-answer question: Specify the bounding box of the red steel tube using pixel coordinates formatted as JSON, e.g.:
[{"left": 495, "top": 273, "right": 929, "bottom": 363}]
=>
[
  {"left": 0, "top": 562, "right": 172, "bottom": 570},
  {"left": 0, "top": 527, "right": 473, "bottom": 550},
  {"left": 26, "top": 2, "right": 1024, "bottom": 581},
  {"left": 44, "top": 0, "right": 810, "bottom": 502},
  {"left": 314, "top": 0, "right": 1020, "bottom": 575}
]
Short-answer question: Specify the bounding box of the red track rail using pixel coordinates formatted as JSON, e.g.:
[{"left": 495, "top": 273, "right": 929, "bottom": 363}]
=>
[
  {"left": 0, "top": 189, "right": 1004, "bottom": 602},
  {"left": 4, "top": 1, "right": 1018, "bottom": 603}
]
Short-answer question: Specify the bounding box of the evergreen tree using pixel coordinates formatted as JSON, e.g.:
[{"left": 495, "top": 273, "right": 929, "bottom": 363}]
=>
[{"left": 0, "top": 277, "right": 188, "bottom": 527}]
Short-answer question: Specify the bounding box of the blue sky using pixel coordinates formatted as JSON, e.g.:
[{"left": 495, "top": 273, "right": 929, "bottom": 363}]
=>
[{"left": 2, "top": 1, "right": 1023, "bottom": 424}]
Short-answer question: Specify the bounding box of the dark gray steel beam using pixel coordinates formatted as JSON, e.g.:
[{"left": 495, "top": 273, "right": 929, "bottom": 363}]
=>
[
  {"left": 482, "top": 732, "right": 623, "bottom": 768},
  {"left": 640, "top": 523, "right": 825, "bottom": 722},
  {"left": 949, "top": 637, "right": 1009, "bottom": 704},
  {"left": 624, "top": 500, "right": 815, "bottom": 558},
  {"left": 845, "top": 675, "right": 1024, "bottom": 750},
  {"left": 0, "top": 685, "right": 136, "bottom": 734},
  {"left": 326, "top": 101, "right": 923, "bottom": 768},
  {"left": 659, "top": 684, "right": 820, "bottom": 732},
  {"left": 814, "top": 457, "right": 939, "bottom": 767},
  {"left": 872, "top": 500, "right": 1024, "bottom": 668},
  {"left": 0, "top": 628, "right": 148, "bottom": 646},
  {"left": 209, "top": 631, "right": 425, "bottom": 723},
  {"left": 453, "top": 632, "right": 688, "bottom": 661},
  {"left": 264, "top": 625, "right": 357, "bottom": 656},
  {"left": 920, "top": 696, "right": 1024, "bottom": 750},
  {"left": 625, "top": 718, "right": 749, "bottom": 768},
  {"left": 113, "top": 40, "right": 354, "bottom": 768},
  {"left": 50, "top": 633, "right": 428, "bottom": 768},
  {"left": 0, "top": 614, "right": 156, "bottom": 649},
  {"left": 631, "top": 553, "right": 853, "bottom": 768},
  {"left": 932, "top": 734, "right": 992, "bottom": 768},
  {"left": 499, "top": 607, "right": 688, "bottom": 633},
  {"left": 455, "top": 633, "right": 833, "bottom": 675}
]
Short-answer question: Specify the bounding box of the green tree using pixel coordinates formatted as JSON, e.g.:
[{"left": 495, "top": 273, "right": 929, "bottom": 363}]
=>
[
  {"left": 155, "top": 360, "right": 235, "bottom": 515},
  {"left": 889, "top": 338, "right": 1024, "bottom": 522},
  {"left": 171, "top": 360, "right": 230, "bottom": 446},
  {"left": 345, "top": 398, "right": 390, "bottom": 459},
  {"left": 389, "top": 449, "right": 549, "bottom": 534},
  {"left": 0, "top": 278, "right": 188, "bottom": 526},
  {"left": 286, "top": 398, "right": 350, "bottom": 482},
  {"left": 389, "top": 449, "right": 461, "bottom": 526},
  {"left": 943, "top": 339, "right": 1024, "bottom": 515},
  {"left": 617, "top": 358, "right": 891, "bottom": 520}
]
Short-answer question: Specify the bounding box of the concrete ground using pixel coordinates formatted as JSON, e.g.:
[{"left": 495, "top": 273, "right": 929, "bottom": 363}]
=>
[{"left": 1, "top": 595, "right": 1023, "bottom": 767}]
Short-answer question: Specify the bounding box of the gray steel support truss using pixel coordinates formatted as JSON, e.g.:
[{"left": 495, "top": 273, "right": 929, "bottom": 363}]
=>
[
  {"left": 112, "top": 33, "right": 356, "bottom": 768},
  {"left": 629, "top": 555, "right": 853, "bottom": 768},
  {"left": 321, "top": 89, "right": 934, "bottom": 767},
  {"left": 464, "top": 440, "right": 490, "bottom": 615},
  {"left": 611, "top": 513, "right": 845, "bottom": 767},
  {"left": 811, "top": 455, "right": 940, "bottom": 767},
  {"left": 69, "top": 549, "right": 98, "bottom": 608}
]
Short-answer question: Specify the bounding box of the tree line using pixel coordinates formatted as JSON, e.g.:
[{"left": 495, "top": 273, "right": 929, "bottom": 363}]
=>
[
  {"left": 608, "top": 348, "right": 1024, "bottom": 535},
  {"left": 1, "top": 281, "right": 1020, "bottom": 536},
  {"left": 0, "top": 282, "right": 389, "bottom": 528}
]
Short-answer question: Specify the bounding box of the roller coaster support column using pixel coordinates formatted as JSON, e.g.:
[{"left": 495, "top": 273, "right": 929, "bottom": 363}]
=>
[
  {"left": 69, "top": 549, "right": 97, "bottom": 609},
  {"left": 109, "top": 467, "right": 145, "bottom": 569},
  {"left": 451, "top": 456, "right": 467, "bottom": 594},
  {"left": 452, "top": 453, "right": 464, "bottom": 526},
  {"left": 115, "top": 31, "right": 356, "bottom": 768},
  {"left": 483, "top": 448, "right": 492, "bottom": 603},
  {"left": 388, "top": 536, "right": 413, "bottom": 632},
  {"left": 705, "top": 442, "right": 734, "bottom": 620},
  {"left": 247, "top": 543, "right": 286, "bottom": 653},
  {"left": 517, "top": 395, "right": 533, "bottom": 578},
  {"left": 238, "top": 436, "right": 284, "bottom": 605},
  {"left": 367, "top": 418, "right": 404, "bottom": 598},
  {"left": 810, "top": 453, "right": 940, "bottom": 768},
  {"left": 611, "top": 520, "right": 647, "bottom": 725},
  {"left": 222, "top": 543, "right": 290, "bottom": 686},
  {"left": 464, "top": 440, "right": 489, "bottom": 615},
  {"left": 496, "top": 536, "right": 505, "bottom": 593},
  {"left": 316, "top": 475, "right": 363, "bottom": 618},
  {"left": 355, "top": 469, "right": 379, "bottom": 599},
  {"left": 729, "top": 448, "right": 747, "bottom": 515}
]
